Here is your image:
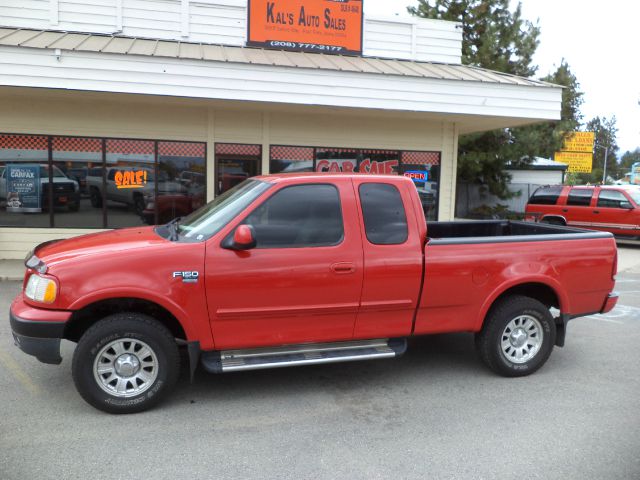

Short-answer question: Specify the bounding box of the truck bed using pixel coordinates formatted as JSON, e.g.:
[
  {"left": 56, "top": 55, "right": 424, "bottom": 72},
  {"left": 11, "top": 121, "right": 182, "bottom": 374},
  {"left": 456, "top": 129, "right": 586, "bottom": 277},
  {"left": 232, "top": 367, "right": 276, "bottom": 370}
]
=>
[{"left": 426, "top": 220, "right": 612, "bottom": 244}]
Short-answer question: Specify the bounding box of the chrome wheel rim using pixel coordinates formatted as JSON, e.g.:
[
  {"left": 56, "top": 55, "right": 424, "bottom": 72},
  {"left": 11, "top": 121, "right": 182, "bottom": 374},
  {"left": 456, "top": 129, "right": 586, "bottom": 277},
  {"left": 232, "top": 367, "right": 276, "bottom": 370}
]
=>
[
  {"left": 500, "top": 315, "right": 543, "bottom": 364},
  {"left": 93, "top": 338, "right": 158, "bottom": 398}
]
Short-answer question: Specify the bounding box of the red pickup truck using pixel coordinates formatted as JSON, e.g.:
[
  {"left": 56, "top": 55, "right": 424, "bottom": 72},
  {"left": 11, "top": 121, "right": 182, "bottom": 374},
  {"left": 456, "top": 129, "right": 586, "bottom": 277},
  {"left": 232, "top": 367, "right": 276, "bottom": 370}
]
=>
[{"left": 10, "top": 174, "right": 618, "bottom": 413}]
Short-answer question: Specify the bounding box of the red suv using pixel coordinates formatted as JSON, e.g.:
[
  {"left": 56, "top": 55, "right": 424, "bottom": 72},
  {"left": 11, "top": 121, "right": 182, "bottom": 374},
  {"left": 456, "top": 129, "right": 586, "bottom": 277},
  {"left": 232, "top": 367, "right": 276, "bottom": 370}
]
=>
[{"left": 525, "top": 185, "right": 640, "bottom": 238}]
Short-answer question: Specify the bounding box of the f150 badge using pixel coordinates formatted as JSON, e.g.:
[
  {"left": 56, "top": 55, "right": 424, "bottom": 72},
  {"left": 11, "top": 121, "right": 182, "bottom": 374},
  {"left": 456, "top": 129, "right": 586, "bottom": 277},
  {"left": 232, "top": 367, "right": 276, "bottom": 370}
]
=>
[{"left": 173, "top": 271, "right": 199, "bottom": 283}]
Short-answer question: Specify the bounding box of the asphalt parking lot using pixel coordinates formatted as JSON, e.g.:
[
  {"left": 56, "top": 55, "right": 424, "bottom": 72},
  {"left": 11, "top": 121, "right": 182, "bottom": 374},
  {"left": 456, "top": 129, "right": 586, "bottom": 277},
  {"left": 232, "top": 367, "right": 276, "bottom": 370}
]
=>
[{"left": 1, "top": 246, "right": 639, "bottom": 480}]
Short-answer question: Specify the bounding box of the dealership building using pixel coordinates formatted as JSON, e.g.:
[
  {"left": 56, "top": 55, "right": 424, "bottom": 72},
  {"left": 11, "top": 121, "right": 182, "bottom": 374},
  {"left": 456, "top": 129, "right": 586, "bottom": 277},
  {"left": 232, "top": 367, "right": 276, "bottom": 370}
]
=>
[{"left": 0, "top": 0, "right": 561, "bottom": 259}]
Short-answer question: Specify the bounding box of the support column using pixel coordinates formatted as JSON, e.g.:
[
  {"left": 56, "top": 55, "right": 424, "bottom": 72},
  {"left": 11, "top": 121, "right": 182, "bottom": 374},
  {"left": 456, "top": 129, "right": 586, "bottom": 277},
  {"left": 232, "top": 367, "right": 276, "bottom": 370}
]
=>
[
  {"left": 437, "top": 121, "right": 459, "bottom": 221},
  {"left": 207, "top": 107, "right": 216, "bottom": 200},
  {"left": 261, "top": 112, "right": 270, "bottom": 175}
]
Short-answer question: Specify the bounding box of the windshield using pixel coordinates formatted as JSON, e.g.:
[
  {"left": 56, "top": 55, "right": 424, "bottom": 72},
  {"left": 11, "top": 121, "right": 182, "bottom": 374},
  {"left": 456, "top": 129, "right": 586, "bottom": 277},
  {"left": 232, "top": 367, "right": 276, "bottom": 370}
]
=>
[
  {"left": 627, "top": 188, "right": 640, "bottom": 205},
  {"left": 41, "top": 166, "right": 68, "bottom": 178},
  {"left": 176, "top": 179, "right": 272, "bottom": 240}
]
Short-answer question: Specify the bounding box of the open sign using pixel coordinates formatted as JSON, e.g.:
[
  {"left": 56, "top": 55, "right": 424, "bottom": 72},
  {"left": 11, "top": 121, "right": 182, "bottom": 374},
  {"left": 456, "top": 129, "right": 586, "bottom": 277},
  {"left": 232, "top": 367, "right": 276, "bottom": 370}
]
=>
[{"left": 404, "top": 171, "right": 428, "bottom": 183}]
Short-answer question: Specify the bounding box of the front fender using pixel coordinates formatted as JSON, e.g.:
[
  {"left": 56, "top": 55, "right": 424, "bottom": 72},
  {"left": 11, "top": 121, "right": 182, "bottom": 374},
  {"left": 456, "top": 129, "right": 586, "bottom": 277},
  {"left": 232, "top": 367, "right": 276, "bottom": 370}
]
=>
[{"left": 68, "top": 287, "right": 197, "bottom": 340}]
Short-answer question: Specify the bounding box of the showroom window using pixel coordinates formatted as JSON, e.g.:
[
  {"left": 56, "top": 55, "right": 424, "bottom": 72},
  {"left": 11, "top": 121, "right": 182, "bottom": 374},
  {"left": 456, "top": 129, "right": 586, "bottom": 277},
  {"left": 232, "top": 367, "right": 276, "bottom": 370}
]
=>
[
  {"left": 52, "top": 136, "right": 103, "bottom": 228},
  {"left": 0, "top": 134, "right": 50, "bottom": 228},
  {"left": 270, "top": 146, "right": 314, "bottom": 174},
  {"left": 215, "top": 143, "right": 261, "bottom": 195},
  {"left": 0, "top": 133, "right": 206, "bottom": 228},
  {"left": 269, "top": 146, "right": 440, "bottom": 220}
]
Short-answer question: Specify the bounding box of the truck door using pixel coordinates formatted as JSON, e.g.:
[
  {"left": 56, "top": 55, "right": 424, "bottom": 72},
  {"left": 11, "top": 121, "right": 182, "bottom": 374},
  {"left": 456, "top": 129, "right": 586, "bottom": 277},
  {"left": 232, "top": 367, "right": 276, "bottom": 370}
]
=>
[
  {"left": 351, "top": 179, "right": 424, "bottom": 338},
  {"left": 205, "top": 180, "right": 364, "bottom": 350},
  {"left": 594, "top": 189, "right": 638, "bottom": 236},
  {"left": 564, "top": 187, "right": 595, "bottom": 227}
]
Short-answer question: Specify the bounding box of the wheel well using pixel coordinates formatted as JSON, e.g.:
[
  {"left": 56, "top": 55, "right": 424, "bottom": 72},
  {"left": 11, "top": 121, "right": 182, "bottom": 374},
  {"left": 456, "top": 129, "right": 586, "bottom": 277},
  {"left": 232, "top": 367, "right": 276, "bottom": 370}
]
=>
[
  {"left": 64, "top": 298, "right": 187, "bottom": 343},
  {"left": 491, "top": 283, "right": 560, "bottom": 312}
]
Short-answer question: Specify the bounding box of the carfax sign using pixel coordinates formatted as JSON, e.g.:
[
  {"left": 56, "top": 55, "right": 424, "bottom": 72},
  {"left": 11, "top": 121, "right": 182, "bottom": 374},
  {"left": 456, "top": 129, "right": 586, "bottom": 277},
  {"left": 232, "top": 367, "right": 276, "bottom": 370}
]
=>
[
  {"left": 6, "top": 164, "right": 41, "bottom": 213},
  {"left": 247, "top": 0, "right": 364, "bottom": 55}
]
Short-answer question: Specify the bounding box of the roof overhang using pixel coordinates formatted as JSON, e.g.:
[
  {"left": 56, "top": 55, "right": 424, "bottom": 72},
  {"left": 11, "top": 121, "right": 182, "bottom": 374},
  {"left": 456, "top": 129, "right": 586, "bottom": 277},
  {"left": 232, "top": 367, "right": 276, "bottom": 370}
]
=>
[{"left": 0, "top": 29, "right": 562, "bottom": 134}]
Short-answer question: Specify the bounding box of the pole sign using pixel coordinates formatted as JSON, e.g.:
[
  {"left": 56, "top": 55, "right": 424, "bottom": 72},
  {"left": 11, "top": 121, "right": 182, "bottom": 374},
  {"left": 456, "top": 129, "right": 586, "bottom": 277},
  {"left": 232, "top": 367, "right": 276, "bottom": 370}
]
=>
[
  {"left": 562, "top": 131, "right": 595, "bottom": 153},
  {"left": 247, "top": 0, "right": 364, "bottom": 55},
  {"left": 554, "top": 131, "right": 595, "bottom": 173},
  {"left": 6, "top": 164, "right": 41, "bottom": 213}
]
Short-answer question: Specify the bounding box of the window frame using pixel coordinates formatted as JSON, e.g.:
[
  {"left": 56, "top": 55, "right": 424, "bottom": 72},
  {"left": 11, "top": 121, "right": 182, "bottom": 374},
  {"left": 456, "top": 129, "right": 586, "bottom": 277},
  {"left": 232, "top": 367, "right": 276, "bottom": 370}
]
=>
[
  {"left": 269, "top": 144, "right": 441, "bottom": 221},
  {"left": 597, "top": 189, "right": 632, "bottom": 209},
  {"left": 528, "top": 186, "right": 563, "bottom": 206},
  {"left": 0, "top": 132, "right": 207, "bottom": 229},
  {"left": 358, "top": 182, "right": 409, "bottom": 246},
  {"left": 566, "top": 188, "right": 594, "bottom": 207},
  {"left": 232, "top": 182, "right": 346, "bottom": 250}
]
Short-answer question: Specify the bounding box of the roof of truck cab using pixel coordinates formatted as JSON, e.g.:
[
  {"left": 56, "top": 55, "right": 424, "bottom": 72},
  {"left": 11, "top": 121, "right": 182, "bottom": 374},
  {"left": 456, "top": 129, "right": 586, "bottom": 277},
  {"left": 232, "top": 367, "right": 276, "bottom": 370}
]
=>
[{"left": 255, "top": 173, "right": 409, "bottom": 183}]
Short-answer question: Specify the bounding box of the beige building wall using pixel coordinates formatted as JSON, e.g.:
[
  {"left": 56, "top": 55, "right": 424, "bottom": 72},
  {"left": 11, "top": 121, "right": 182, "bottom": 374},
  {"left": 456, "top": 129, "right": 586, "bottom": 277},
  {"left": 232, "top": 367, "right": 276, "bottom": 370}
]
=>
[{"left": 0, "top": 89, "right": 458, "bottom": 259}]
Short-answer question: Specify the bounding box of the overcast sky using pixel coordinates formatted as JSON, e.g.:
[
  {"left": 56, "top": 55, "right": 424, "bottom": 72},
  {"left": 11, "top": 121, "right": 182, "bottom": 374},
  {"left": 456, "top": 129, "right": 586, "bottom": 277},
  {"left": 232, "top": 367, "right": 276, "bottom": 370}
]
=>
[{"left": 364, "top": 0, "right": 640, "bottom": 157}]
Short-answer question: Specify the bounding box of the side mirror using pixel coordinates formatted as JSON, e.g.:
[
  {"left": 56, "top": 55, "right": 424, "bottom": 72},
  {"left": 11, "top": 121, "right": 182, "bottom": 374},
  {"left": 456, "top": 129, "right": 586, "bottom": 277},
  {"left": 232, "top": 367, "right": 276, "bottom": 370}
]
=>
[
  {"left": 223, "top": 224, "right": 256, "bottom": 250},
  {"left": 620, "top": 201, "right": 634, "bottom": 210}
]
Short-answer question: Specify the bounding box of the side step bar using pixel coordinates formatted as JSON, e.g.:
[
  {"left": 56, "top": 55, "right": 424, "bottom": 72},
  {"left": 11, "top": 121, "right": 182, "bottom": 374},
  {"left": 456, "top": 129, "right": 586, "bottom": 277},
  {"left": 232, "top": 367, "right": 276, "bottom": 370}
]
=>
[{"left": 201, "top": 338, "right": 407, "bottom": 373}]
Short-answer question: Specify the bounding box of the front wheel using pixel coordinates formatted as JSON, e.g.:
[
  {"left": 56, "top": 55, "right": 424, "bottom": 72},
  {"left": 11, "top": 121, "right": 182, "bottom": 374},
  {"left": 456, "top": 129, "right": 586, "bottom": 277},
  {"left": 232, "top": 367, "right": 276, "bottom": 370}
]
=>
[
  {"left": 475, "top": 295, "right": 556, "bottom": 377},
  {"left": 72, "top": 313, "right": 180, "bottom": 414}
]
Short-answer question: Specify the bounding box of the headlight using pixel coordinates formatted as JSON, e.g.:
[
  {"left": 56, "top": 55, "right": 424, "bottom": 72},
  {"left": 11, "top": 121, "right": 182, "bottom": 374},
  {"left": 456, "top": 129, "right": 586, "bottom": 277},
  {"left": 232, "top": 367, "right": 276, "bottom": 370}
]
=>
[{"left": 25, "top": 274, "right": 57, "bottom": 304}]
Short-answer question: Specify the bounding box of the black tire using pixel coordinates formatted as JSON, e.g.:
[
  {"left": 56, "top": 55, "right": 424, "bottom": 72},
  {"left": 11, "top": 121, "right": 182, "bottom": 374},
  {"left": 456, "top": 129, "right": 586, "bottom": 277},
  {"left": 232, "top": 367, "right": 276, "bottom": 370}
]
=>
[
  {"left": 475, "top": 295, "right": 556, "bottom": 377},
  {"left": 90, "top": 187, "right": 102, "bottom": 208},
  {"left": 133, "top": 193, "right": 145, "bottom": 215},
  {"left": 72, "top": 313, "right": 180, "bottom": 414}
]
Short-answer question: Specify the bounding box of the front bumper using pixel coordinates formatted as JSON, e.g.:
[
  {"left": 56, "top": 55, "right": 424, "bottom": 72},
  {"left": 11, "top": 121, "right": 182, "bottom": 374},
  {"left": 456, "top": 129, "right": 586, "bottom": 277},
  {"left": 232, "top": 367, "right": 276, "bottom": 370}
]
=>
[{"left": 9, "top": 295, "right": 71, "bottom": 365}]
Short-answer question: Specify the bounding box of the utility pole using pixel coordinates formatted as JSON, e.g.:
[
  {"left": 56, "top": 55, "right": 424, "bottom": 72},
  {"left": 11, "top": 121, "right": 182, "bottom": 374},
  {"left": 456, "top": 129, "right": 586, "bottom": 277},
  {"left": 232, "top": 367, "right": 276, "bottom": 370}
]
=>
[{"left": 601, "top": 146, "right": 609, "bottom": 185}]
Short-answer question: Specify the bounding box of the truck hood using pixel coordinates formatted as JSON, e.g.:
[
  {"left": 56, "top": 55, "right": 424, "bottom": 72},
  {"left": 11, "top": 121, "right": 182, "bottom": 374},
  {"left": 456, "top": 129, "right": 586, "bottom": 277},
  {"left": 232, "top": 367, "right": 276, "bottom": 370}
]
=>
[{"left": 34, "top": 227, "right": 167, "bottom": 267}]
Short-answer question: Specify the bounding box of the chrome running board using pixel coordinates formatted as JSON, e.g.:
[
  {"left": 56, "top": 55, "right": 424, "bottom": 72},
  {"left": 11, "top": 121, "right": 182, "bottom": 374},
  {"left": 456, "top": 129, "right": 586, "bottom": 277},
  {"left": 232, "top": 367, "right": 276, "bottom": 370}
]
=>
[{"left": 201, "top": 338, "right": 407, "bottom": 373}]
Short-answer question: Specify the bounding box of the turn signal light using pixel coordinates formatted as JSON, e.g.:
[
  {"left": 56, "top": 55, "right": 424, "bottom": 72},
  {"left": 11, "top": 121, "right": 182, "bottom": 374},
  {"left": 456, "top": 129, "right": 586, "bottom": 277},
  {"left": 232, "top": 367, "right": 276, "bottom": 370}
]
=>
[{"left": 25, "top": 274, "right": 58, "bottom": 304}]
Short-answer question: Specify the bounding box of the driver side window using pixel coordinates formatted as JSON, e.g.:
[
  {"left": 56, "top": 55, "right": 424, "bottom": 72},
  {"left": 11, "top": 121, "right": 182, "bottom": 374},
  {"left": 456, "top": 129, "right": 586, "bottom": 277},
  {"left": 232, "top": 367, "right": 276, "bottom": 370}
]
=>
[
  {"left": 243, "top": 184, "right": 344, "bottom": 248},
  {"left": 597, "top": 190, "right": 629, "bottom": 208}
]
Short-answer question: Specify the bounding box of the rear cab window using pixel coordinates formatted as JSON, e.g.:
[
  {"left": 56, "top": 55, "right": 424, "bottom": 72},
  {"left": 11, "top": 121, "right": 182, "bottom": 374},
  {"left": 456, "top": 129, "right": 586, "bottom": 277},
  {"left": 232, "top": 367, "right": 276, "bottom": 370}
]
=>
[
  {"left": 359, "top": 183, "right": 408, "bottom": 245},
  {"left": 567, "top": 188, "right": 594, "bottom": 206},
  {"left": 528, "top": 186, "right": 563, "bottom": 205}
]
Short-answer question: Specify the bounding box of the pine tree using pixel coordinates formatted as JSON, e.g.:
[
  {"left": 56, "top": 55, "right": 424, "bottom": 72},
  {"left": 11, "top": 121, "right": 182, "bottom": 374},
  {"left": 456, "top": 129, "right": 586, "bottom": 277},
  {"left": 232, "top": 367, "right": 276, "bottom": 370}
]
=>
[
  {"left": 579, "top": 116, "right": 619, "bottom": 184},
  {"left": 409, "top": 1, "right": 565, "bottom": 198}
]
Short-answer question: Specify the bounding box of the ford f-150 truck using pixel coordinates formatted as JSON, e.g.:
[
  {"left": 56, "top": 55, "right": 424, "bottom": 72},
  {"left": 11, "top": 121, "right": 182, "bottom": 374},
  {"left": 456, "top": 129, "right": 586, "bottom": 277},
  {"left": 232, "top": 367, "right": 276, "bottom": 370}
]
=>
[{"left": 9, "top": 174, "right": 618, "bottom": 414}]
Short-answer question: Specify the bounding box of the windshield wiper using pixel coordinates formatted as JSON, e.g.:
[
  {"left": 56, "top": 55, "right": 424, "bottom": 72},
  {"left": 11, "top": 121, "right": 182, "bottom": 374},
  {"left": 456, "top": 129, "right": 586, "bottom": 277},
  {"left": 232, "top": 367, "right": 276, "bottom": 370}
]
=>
[{"left": 166, "top": 217, "right": 182, "bottom": 241}]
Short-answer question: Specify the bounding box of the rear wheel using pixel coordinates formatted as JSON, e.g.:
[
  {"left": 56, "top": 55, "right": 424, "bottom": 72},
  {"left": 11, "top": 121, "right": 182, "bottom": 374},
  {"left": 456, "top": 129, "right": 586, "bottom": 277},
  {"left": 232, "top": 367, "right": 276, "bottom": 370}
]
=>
[
  {"left": 72, "top": 313, "right": 180, "bottom": 414},
  {"left": 90, "top": 187, "right": 102, "bottom": 208},
  {"left": 133, "top": 193, "right": 146, "bottom": 216},
  {"left": 475, "top": 295, "right": 556, "bottom": 377}
]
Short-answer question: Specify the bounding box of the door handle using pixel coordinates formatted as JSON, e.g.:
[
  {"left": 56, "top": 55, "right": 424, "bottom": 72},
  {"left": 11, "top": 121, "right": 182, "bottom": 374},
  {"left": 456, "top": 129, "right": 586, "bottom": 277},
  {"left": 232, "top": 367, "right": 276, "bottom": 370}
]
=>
[
  {"left": 593, "top": 210, "right": 600, "bottom": 214},
  {"left": 562, "top": 209, "right": 569, "bottom": 213},
  {"left": 331, "top": 262, "right": 355, "bottom": 274}
]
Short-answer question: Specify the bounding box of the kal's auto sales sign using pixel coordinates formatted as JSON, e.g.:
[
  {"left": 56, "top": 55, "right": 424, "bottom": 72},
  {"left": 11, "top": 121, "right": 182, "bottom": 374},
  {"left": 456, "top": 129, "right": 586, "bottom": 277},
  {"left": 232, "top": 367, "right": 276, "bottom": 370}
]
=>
[{"left": 248, "top": 0, "right": 363, "bottom": 55}]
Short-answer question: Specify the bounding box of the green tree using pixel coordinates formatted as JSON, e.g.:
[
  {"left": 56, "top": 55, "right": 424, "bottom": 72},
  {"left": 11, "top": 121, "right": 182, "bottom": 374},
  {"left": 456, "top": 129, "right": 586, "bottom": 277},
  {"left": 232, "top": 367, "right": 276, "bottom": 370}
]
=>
[
  {"left": 620, "top": 148, "right": 640, "bottom": 172},
  {"left": 408, "top": 1, "right": 556, "bottom": 198},
  {"left": 508, "top": 59, "right": 584, "bottom": 163},
  {"left": 576, "top": 116, "right": 619, "bottom": 184},
  {"left": 408, "top": 0, "right": 539, "bottom": 76}
]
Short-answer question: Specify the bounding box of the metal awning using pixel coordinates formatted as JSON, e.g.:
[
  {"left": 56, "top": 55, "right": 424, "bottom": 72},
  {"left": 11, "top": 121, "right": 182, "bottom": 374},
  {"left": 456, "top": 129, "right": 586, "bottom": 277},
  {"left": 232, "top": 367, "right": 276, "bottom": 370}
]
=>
[{"left": 0, "top": 28, "right": 555, "bottom": 88}]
